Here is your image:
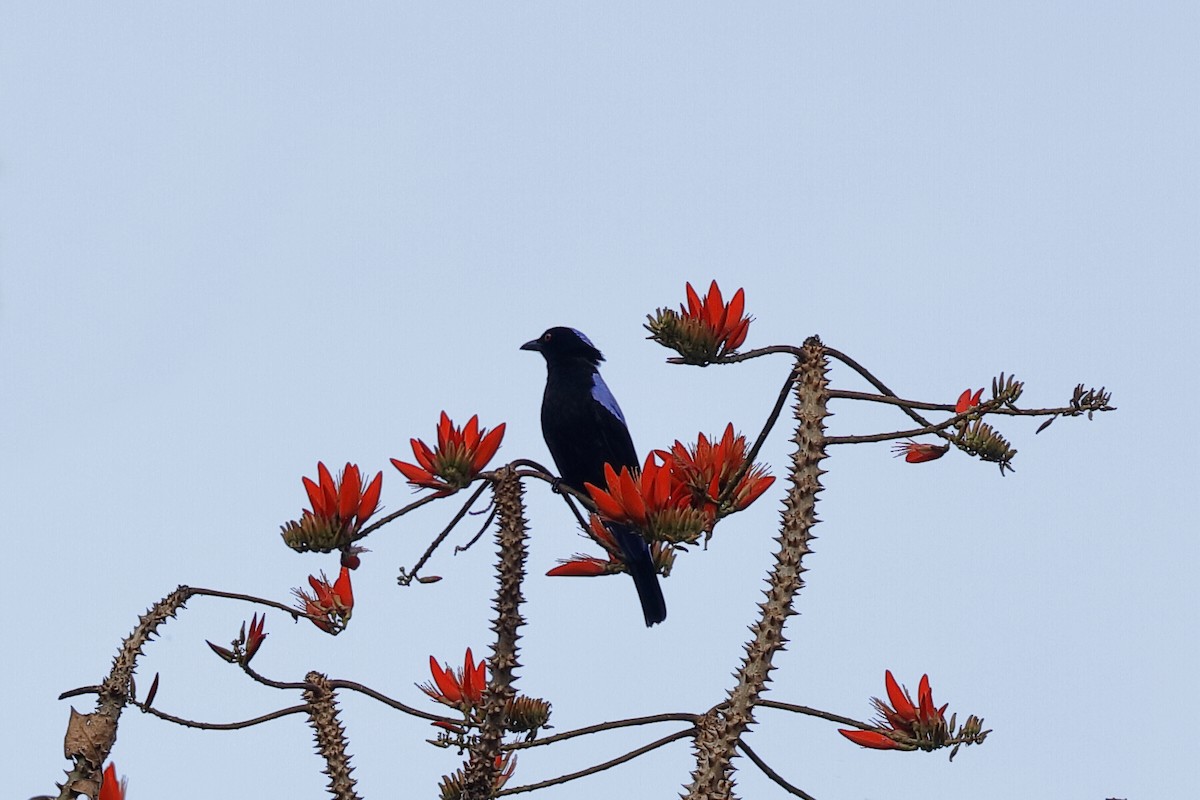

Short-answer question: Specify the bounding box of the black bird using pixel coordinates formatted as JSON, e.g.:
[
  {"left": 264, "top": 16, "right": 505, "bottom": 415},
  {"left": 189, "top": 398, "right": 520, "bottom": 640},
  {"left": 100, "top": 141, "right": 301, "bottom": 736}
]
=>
[{"left": 522, "top": 326, "right": 667, "bottom": 627}]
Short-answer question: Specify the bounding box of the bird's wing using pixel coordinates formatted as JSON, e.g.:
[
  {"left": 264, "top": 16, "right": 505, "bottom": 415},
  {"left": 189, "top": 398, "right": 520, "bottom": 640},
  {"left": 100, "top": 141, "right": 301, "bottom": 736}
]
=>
[{"left": 589, "top": 373, "right": 639, "bottom": 470}]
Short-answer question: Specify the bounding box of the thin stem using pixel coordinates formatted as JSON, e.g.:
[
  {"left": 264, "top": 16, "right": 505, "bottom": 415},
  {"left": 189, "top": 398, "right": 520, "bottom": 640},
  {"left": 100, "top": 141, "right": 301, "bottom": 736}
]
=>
[
  {"left": 497, "top": 728, "right": 696, "bottom": 795},
  {"left": 717, "top": 363, "right": 799, "bottom": 508},
  {"left": 823, "top": 345, "right": 935, "bottom": 430},
  {"left": 505, "top": 712, "right": 701, "bottom": 751},
  {"left": 398, "top": 480, "right": 491, "bottom": 585},
  {"left": 190, "top": 587, "right": 307, "bottom": 621},
  {"left": 737, "top": 740, "right": 817, "bottom": 800},
  {"left": 134, "top": 702, "right": 309, "bottom": 730},
  {"left": 758, "top": 699, "right": 875, "bottom": 730},
  {"left": 354, "top": 491, "right": 443, "bottom": 539},
  {"left": 828, "top": 389, "right": 954, "bottom": 412}
]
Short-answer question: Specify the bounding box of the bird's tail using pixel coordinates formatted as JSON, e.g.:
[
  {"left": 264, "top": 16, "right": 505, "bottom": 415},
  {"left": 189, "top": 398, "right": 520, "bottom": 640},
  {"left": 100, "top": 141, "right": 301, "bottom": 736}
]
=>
[{"left": 611, "top": 523, "right": 667, "bottom": 627}]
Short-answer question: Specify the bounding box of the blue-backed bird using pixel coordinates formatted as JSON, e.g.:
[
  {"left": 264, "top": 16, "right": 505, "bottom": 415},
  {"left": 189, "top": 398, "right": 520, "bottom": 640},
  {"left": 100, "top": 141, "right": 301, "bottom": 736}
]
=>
[{"left": 522, "top": 327, "right": 667, "bottom": 627}]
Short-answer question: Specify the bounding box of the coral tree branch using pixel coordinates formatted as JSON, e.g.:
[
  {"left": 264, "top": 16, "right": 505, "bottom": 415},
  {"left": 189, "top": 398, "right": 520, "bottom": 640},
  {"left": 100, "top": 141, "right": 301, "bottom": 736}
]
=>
[
  {"left": 303, "top": 671, "right": 362, "bottom": 800},
  {"left": 463, "top": 467, "right": 529, "bottom": 799},
  {"left": 684, "top": 338, "right": 828, "bottom": 800},
  {"left": 55, "top": 586, "right": 191, "bottom": 800}
]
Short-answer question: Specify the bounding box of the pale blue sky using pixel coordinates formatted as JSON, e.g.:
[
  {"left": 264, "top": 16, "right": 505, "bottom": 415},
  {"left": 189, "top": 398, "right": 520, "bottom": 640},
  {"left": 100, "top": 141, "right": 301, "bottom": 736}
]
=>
[{"left": 3, "top": 3, "right": 1196, "bottom": 799}]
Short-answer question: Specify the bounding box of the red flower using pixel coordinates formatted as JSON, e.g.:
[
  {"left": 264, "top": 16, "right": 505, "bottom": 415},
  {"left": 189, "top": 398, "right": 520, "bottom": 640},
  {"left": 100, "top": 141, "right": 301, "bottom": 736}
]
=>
[
  {"left": 420, "top": 648, "right": 487, "bottom": 713},
  {"left": 99, "top": 763, "right": 126, "bottom": 800},
  {"left": 244, "top": 613, "right": 267, "bottom": 663},
  {"left": 207, "top": 613, "right": 269, "bottom": 664},
  {"left": 956, "top": 388, "right": 984, "bottom": 414},
  {"left": 280, "top": 462, "right": 383, "bottom": 553},
  {"left": 547, "top": 557, "right": 611, "bottom": 576},
  {"left": 392, "top": 412, "right": 506, "bottom": 495},
  {"left": 683, "top": 280, "right": 751, "bottom": 355},
  {"left": 660, "top": 423, "right": 775, "bottom": 521},
  {"left": 839, "top": 670, "right": 950, "bottom": 750},
  {"left": 585, "top": 455, "right": 708, "bottom": 545},
  {"left": 293, "top": 566, "right": 354, "bottom": 635},
  {"left": 645, "top": 280, "right": 752, "bottom": 363},
  {"left": 547, "top": 514, "right": 675, "bottom": 577},
  {"left": 892, "top": 440, "right": 950, "bottom": 463}
]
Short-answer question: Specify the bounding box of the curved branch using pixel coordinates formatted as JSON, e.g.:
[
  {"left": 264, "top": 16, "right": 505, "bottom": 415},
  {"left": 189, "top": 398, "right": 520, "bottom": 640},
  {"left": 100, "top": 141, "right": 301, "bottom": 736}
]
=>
[
  {"left": 327, "top": 679, "right": 451, "bottom": 723},
  {"left": 397, "top": 480, "right": 492, "bottom": 585},
  {"left": 758, "top": 699, "right": 875, "bottom": 730},
  {"left": 135, "top": 702, "right": 308, "bottom": 730},
  {"left": 354, "top": 491, "right": 444, "bottom": 539},
  {"left": 737, "top": 740, "right": 817, "bottom": 800},
  {"left": 497, "top": 727, "right": 696, "bottom": 795},
  {"left": 823, "top": 345, "right": 935, "bottom": 431},
  {"left": 505, "top": 712, "right": 701, "bottom": 751},
  {"left": 717, "top": 363, "right": 799, "bottom": 508}
]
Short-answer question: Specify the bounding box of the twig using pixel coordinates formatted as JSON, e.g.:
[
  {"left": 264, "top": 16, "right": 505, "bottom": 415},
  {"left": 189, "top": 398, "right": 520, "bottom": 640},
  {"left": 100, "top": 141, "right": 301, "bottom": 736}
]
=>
[
  {"left": 758, "top": 699, "right": 874, "bottom": 730},
  {"left": 504, "top": 712, "right": 701, "bottom": 751},
  {"left": 497, "top": 728, "right": 696, "bottom": 795},
  {"left": 737, "top": 740, "right": 817, "bottom": 800},
  {"left": 354, "top": 491, "right": 444, "bottom": 539},
  {"left": 398, "top": 481, "right": 491, "bottom": 585},
  {"left": 717, "top": 363, "right": 799, "bottom": 508},
  {"left": 134, "top": 702, "right": 309, "bottom": 730}
]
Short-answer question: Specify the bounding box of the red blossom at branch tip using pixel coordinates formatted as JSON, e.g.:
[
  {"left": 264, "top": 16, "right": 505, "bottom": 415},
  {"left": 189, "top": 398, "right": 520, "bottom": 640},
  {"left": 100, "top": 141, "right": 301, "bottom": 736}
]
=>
[
  {"left": 956, "top": 387, "right": 984, "bottom": 414},
  {"left": 839, "top": 670, "right": 951, "bottom": 751},
  {"left": 892, "top": 439, "right": 950, "bottom": 463},
  {"left": 244, "top": 613, "right": 267, "bottom": 663},
  {"left": 292, "top": 566, "right": 354, "bottom": 635},
  {"left": 660, "top": 423, "right": 776, "bottom": 522},
  {"left": 683, "top": 280, "right": 751, "bottom": 353},
  {"left": 392, "top": 412, "right": 506, "bottom": 495},
  {"left": 99, "top": 762, "right": 126, "bottom": 800},
  {"left": 645, "top": 280, "right": 753, "bottom": 363},
  {"left": 548, "top": 514, "right": 676, "bottom": 577},
  {"left": 420, "top": 648, "right": 487, "bottom": 713},
  {"left": 280, "top": 462, "right": 383, "bottom": 553},
  {"left": 584, "top": 455, "right": 708, "bottom": 545}
]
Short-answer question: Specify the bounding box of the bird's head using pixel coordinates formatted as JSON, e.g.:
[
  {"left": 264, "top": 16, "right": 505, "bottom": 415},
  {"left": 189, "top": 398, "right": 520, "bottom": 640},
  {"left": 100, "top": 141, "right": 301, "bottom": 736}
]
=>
[{"left": 521, "top": 327, "right": 605, "bottom": 366}]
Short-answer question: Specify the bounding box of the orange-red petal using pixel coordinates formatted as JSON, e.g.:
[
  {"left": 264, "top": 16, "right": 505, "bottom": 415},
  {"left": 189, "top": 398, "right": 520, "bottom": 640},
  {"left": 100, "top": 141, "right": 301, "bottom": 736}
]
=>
[
  {"left": 429, "top": 656, "right": 462, "bottom": 704},
  {"left": 333, "top": 566, "right": 353, "bottom": 610},
  {"left": 586, "top": 482, "right": 626, "bottom": 521},
  {"left": 472, "top": 423, "right": 506, "bottom": 472},
  {"left": 547, "top": 559, "right": 609, "bottom": 576},
  {"left": 358, "top": 473, "right": 383, "bottom": 521},
  {"left": 884, "top": 670, "right": 916, "bottom": 720},
  {"left": 838, "top": 729, "right": 901, "bottom": 750}
]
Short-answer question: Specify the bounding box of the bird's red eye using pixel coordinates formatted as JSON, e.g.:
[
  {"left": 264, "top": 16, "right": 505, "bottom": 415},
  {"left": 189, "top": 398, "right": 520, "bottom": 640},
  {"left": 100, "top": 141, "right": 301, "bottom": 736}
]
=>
[{"left": 543, "top": 332, "right": 552, "bottom": 342}]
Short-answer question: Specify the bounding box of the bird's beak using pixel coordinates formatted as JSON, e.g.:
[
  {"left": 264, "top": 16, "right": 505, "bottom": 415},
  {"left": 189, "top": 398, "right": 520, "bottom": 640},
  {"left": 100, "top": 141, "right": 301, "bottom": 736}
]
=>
[{"left": 520, "top": 338, "right": 541, "bottom": 352}]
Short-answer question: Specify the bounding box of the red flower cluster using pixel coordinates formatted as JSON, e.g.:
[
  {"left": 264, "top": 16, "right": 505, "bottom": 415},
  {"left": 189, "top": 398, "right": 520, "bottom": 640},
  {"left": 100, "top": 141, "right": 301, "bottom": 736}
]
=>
[
  {"left": 645, "top": 280, "right": 752, "bottom": 363},
  {"left": 660, "top": 423, "right": 775, "bottom": 521},
  {"left": 585, "top": 456, "right": 710, "bottom": 546},
  {"left": 393, "top": 412, "right": 506, "bottom": 495},
  {"left": 99, "top": 762, "right": 125, "bottom": 800},
  {"left": 293, "top": 567, "right": 354, "bottom": 635},
  {"left": 548, "top": 514, "right": 676, "bottom": 578},
  {"left": 839, "top": 670, "right": 949, "bottom": 750},
  {"left": 681, "top": 280, "right": 751, "bottom": 355},
  {"left": 569, "top": 426, "right": 774, "bottom": 557},
  {"left": 280, "top": 462, "right": 383, "bottom": 553},
  {"left": 420, "top": 648, "right": 487, "bottom": 713}
]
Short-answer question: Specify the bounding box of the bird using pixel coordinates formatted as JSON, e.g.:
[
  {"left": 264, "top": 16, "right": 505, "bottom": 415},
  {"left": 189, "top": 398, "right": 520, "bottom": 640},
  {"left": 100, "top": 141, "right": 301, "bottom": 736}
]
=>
[{"left": 522, "top": 326, "right": 667, "bottom": 627}]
